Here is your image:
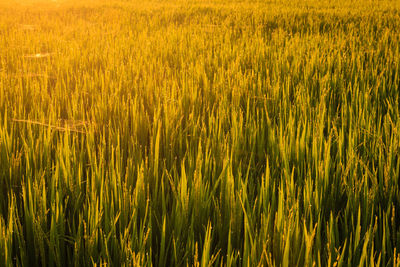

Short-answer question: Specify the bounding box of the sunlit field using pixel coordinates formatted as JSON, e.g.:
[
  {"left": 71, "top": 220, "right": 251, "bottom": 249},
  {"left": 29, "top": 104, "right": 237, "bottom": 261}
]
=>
[{"left": 1, "top": 0, "right": 400, "bottom": 266}]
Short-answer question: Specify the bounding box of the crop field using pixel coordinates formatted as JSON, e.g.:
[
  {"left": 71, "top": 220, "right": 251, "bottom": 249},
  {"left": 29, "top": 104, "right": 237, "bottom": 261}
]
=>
[{"left": 0, "top": 0, "right": 400, "bottom": 266}]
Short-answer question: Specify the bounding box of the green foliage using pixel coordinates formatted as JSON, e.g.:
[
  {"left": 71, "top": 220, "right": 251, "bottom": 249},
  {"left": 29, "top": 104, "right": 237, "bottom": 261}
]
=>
[{"left": 0, "top": 0, "right": 399, "bottom": 266}]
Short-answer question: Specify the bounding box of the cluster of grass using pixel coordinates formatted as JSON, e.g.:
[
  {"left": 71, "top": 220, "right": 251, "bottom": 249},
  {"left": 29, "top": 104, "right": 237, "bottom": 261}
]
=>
[{"left": 0, "top": 0, "right": 400, "bottom": 266}]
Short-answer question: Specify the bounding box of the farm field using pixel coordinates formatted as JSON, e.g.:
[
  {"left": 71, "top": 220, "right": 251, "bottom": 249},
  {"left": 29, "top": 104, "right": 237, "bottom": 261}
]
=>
[{"left": 0, "top": 0, "right": 400, "bottom": 266}]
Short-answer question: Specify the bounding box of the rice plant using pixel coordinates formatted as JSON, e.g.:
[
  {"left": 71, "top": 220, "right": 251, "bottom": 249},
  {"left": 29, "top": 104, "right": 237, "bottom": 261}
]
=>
[{"left": 0, "top": 0, "right": 399, "bottom": 266}]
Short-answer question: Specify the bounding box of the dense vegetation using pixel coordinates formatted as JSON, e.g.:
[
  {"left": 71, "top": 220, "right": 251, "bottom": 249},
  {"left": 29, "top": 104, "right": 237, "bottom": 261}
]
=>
[{"left": 0, "top": 0, "right": 399, "bottom": 266}]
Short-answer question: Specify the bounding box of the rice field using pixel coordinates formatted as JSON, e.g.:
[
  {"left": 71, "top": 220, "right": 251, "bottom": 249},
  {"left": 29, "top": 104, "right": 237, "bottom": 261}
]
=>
[{"left": 0, "top": 0, "right": 400, "bottom": 266}]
